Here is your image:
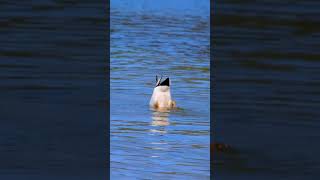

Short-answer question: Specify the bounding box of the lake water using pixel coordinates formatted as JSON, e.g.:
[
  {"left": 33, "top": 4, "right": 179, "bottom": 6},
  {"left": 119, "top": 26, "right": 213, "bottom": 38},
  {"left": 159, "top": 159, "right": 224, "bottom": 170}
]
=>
[
  {"left": 213, "top": 1, "right": 320, "bottom": 179},
  {"left": 0, "top": 1, "right": 107, "bottom": 179},
  {"left": 3, "top": 0, "right": 319, "bottom": 179},
  {"left": 110, "top": 8, "right": 210, "bottom": 180}
]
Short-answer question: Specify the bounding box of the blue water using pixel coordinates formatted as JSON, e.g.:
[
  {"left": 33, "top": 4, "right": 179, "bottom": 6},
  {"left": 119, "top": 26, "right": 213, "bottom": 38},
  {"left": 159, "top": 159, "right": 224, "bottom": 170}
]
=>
[
  {"left": 110, "top": 2, "right": 210, "bottom": 179},
  {"left": 111, "top": 0, "right": 209, "bottom": 16}
]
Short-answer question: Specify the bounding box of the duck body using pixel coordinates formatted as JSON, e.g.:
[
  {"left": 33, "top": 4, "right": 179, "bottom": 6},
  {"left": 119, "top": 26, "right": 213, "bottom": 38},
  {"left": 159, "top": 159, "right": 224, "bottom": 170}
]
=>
[
  {"left": 150, "top": 86, "right": 176, "bottom": 109},
  {"left": 149, "top": 76, "right": 176, "bottom": 110}
]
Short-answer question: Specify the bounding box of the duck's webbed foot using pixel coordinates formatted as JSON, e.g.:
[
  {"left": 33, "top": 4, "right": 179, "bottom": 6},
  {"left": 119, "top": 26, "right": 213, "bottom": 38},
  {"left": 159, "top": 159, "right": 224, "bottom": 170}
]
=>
[{"left": 169, "top": 100, "right": 176, "bottom": 108}]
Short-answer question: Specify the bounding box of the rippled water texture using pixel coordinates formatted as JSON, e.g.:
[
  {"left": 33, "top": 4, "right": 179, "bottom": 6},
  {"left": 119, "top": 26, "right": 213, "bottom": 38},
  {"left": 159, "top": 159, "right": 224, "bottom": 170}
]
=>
[
  {"left": 213, "top": 1, "right": 320, "bottom": 179},
  {"left": 110, "top": 8, "right": 210, "bottom": 179},
  {"left": 0, "top": 1, "right": 107, "bottom": 179}
]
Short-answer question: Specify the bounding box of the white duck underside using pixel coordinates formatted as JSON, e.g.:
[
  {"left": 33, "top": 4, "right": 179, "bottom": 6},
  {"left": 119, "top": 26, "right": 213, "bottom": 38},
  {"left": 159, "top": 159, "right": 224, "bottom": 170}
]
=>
[{"left": 149, "top": 86, "right": 175, "bottom": 109}]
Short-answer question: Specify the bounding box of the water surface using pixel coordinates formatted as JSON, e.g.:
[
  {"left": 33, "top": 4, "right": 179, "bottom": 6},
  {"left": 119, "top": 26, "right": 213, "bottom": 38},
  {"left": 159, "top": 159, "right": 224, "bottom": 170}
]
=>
[
  {"left": 110, "top": 8, "right": 210, "bottom": 179},
  {"left": 0, "top": 1, "right": 107, "bottom": 179},
  {"left": 213, "top": 1, "right": 320, "bottom": 179}
]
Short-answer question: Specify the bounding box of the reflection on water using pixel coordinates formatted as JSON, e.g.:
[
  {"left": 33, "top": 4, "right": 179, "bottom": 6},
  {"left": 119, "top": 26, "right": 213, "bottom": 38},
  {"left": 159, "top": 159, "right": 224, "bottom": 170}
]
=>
[
  {"left": 151, "top": 110, "right": 170, "bottom": 127},
  {"left": 111, "top": 6, "right": 210, "bottom": 179}
]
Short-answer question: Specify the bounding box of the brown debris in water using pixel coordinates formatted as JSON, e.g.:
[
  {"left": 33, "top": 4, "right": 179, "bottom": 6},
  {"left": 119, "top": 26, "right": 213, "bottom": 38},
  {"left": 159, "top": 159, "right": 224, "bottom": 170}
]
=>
[{"left": 211, "top": 143, "right": 236, "bottom": 154}]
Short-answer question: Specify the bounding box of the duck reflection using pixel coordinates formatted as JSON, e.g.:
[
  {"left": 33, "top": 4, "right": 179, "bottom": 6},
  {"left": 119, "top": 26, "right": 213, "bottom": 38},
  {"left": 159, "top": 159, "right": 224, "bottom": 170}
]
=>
[
  {"left": 151, "top": 109, "right": 170, "bottom": 126},
  {"left": 149, "top": 109, "right": 171, "bottom": 157},
  {"left": 149, "top": 108, "right": 171, "bottom": 134}
]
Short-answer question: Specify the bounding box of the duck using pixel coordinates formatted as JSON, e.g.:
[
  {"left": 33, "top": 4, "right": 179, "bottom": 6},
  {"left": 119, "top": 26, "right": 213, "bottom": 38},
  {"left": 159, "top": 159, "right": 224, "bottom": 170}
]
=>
[{"left": 149, "top": 75, "right": 176, "bottom": 110}]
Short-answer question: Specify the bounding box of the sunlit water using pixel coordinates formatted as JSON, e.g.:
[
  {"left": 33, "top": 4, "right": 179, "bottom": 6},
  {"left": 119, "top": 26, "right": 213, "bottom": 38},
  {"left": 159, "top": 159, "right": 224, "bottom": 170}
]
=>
[{"left": 110, "top": 9, "right": 210, "bottom": 179}]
